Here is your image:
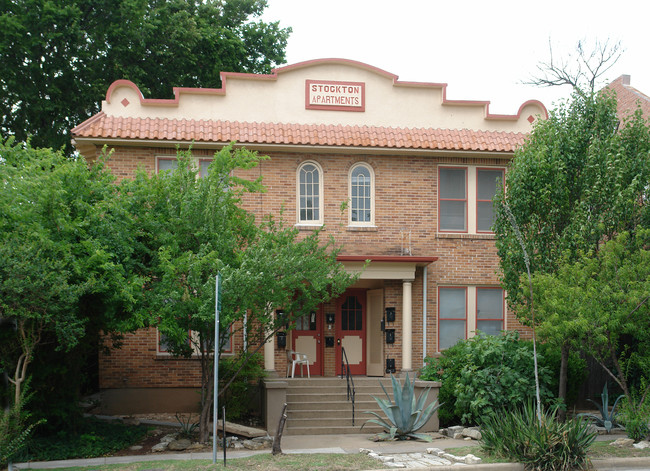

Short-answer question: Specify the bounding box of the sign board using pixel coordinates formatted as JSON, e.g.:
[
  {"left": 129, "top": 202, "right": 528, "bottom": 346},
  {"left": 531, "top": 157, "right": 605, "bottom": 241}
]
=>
[{"left": 305, "top": 80, "right": 365, "bottom": 112}]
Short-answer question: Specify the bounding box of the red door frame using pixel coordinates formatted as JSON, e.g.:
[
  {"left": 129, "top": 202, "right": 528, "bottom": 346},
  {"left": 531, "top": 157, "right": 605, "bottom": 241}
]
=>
[
  {"left": 291, "top": 306, "right": 324, "bottom": 376},
  {"left": 335, "top": 289, "right": 367, "bottom": 375}
]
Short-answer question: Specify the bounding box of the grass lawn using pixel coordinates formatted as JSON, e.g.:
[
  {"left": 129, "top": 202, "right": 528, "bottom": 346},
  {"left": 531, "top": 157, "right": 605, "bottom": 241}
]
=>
[
  {"left": 46, "top": 453, "right": 380, "bottom": 471},
  {"left": 444, "top": 440, "right": 650, "bottom": 462},
  {"left": 21, "top": 438, "right": 650, "bottom": 471}
]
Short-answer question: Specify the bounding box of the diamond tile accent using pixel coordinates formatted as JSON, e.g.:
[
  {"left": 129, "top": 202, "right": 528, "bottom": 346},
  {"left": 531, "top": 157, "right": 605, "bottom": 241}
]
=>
[
  {"left": 527, "top": 115, "right": 535, "bottom": 124},
  {"left": 121, "top": 98, "right": 130, "bottom": 108}
]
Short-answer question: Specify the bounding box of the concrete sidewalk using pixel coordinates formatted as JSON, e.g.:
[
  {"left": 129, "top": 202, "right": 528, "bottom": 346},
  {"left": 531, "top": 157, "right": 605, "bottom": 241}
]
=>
[{"left": 12, "top": 433, "right": 650, "bottom": 470}]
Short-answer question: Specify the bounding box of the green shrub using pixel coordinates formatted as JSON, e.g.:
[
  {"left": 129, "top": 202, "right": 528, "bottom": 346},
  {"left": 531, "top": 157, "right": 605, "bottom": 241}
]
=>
[
  {"left": 420, "top": 331, "right": 554, "bottom": 425},
  {"left": 481, "top": 403, "right": 596, "bottom": 471},
  {"left": 618, "top": 395, "right": 650, "bottom": 442},
  {"left": 25, "top": 417, "right": 147, "bottom": 461},
  {"left": 1, "top": 390, "right": 44, "bottom": 467},
  {"left": 218, "top": 352, "right": 265, "bottom": 421}
]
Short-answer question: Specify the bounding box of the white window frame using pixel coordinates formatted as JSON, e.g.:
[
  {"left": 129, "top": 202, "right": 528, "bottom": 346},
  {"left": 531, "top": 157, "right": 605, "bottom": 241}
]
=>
[
  {"left": 296, "top": 160, "right": 324, "bottom": 226},
  {"left": 156, "top": 156, "right": 178, "bottom": 174},
  {"left": 348, "top": 162, "right": 375, "bottom": 227},
  {"left": 198, "top": 158, "right": 213, "bottom": 178},
  {"left": 438, "top": 165, "right": 506, "bottom": 234},
  {"left": 438, "top": 286, "right": 506, "bottom": 351}
]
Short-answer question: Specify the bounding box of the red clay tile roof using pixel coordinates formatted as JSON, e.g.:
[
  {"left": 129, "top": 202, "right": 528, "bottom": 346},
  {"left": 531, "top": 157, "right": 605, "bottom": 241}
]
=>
[
  {"left": 606, "top": 75, "right": 650, "bottom": 121},
  {"left": 71, "top": 113, "right": 528, "bottom": 153}
]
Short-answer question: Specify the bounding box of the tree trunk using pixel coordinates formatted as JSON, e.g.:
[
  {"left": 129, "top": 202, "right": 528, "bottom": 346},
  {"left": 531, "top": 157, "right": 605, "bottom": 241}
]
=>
[
  {"left": 199, "top": 367, "right": 214, "bottom": 443},
  {"left": 271, "top": 403, "right": 288, "bottom": 456},
  {"left": 557, "top": 342, "right": 569, "bottom": 422}
]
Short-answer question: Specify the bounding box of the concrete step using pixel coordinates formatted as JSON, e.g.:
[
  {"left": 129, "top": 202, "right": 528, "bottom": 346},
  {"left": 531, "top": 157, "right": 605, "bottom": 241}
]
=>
[
  {"left": 286, "top": 407, "right": 382, "bottom": 419},
  {"left": 284, "top": 424, "right": 385, "bottom": 435},
  {"left": 285, "top": 385, "right": 389, "bottom": 395},
  {"left": 281, "top": 377, "right": 395, "bottom": 435},
  {"left": 285, "top": 400, "right": 380, "bottom": 411},
  {"left": 286, "top": 377, "right": 393, "bottom": 387}
]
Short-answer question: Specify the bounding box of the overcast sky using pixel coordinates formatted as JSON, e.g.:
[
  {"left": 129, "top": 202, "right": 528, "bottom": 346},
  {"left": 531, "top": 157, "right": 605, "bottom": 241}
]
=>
[{"left": 261, "top": 0, "right": 650, "bottom": 115}]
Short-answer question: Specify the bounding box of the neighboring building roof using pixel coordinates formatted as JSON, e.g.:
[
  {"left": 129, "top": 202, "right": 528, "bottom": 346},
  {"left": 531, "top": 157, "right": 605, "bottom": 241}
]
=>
[
  {"left": 606, "top": 75, "right": 650, "bottom": 121},
  {"left": 72, "top": 112, "right": 528, "bottom": 153},
  {"left": 72, "top": 58, "right": 548, "bottom": 156}
]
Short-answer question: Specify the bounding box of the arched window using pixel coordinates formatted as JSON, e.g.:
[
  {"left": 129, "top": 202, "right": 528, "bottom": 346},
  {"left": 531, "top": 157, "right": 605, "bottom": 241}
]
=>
[
  {"left": 349, "top": 163, "right": 374, "bottom": 225},
  {"left": 297, "top": 161, "right": 323, "bottom": 224}
]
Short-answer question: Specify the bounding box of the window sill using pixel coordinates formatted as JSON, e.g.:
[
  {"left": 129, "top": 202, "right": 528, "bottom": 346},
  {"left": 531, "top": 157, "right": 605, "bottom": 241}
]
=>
[
  {"left": 295, "top": 223, "right": 323, "bottom": 231},
  {"left": 436, "top": 233, "right": 496, "bottom": 240},
  {"left": 346, "top": 225, "right": 378, "bottom": 232},
  {"left": 155, "top": 352, "right": 233, "bottom": 360},
  {"left": 155, "top": 354, "right": 199, "bottom": 361}
]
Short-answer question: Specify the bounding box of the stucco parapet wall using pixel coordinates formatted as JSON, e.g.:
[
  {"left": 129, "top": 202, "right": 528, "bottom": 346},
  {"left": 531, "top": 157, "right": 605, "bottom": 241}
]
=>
[{"left": 78, "top": 59, "right": 546, "bottom": 136}]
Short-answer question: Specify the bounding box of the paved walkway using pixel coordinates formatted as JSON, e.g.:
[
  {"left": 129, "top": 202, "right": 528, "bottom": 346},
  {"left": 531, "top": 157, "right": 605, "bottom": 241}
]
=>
[{"left": 12, "top": 432, "right": 650, "bottom": 470}]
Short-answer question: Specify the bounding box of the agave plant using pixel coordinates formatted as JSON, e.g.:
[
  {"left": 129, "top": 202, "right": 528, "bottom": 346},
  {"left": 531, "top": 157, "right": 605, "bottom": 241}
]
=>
[
  {"left": 362, "top": 373, "right": 441, "bottom": 441},
  {"left": 578, "top": 383, "right": 624, "bottom": 433}
]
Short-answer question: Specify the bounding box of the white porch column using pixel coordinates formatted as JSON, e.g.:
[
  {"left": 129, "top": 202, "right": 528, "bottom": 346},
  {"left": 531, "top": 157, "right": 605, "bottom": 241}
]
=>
[
  {"left": 402, "top": 279, "right": 413, "bottom": 372},
  {"left": 264, "top": 326, "right": 275, "bottom": 373}
]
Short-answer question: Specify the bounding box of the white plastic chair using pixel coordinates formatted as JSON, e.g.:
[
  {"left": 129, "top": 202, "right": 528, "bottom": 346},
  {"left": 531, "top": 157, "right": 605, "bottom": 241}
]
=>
[{"left": 286, "top": 349, "right": 310, "bottom": 378}]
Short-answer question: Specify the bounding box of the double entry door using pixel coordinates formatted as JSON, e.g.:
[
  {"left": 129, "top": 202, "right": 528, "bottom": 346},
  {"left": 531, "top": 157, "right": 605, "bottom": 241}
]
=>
[{"left": 291, "top": 289, "right": 385, "bottom": 376}]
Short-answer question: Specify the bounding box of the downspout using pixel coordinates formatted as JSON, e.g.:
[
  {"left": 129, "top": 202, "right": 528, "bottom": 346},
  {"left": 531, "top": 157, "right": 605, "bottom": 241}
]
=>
[{"left": 423, "top": 266, "right": 427, "bottom": 360}]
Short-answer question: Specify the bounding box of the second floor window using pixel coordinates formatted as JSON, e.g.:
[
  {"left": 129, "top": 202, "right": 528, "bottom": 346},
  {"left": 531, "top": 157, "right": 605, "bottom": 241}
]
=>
[
  {"left": 439, "top": 167, "right": 467, "bottom": 232},
  {"left": 297, "top": 161, "right": 323, "bottom": 224},
  {"left": 438, "top": 166, "right": 505, "bottom": 234},
  {"left": 349, "top": 163, "right": 374, "bottom": 225}
]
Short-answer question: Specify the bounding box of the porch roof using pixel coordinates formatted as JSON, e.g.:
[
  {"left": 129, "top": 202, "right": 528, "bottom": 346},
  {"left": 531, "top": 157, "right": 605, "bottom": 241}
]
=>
[{"left": 336, "top": 255, "right": 437, "bottom": 280}]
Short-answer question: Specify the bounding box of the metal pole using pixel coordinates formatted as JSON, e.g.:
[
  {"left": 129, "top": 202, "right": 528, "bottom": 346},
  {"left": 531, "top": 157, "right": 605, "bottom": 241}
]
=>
[
  {"left": 212, "top": 273, "right": 220, "bottom": 464},
  {"left": 222, "top": 406, "right": 227, "bottom": 466}
]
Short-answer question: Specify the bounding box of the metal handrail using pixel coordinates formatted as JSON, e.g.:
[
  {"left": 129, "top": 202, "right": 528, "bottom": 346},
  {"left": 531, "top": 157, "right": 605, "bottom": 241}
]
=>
[{"left": 340, "top": 346, "right": 356, "bottom": 426}]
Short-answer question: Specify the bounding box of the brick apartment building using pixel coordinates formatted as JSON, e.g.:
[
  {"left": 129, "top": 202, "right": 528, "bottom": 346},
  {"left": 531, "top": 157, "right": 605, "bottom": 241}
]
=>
[{"left": 72, "top": 58, "right": 550, "bottom": 415}]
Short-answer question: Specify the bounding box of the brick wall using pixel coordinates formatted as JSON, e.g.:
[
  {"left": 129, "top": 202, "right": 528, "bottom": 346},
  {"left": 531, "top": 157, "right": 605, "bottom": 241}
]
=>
[{"left": 94, "top": 144, "right": 532, "bottom": 388}]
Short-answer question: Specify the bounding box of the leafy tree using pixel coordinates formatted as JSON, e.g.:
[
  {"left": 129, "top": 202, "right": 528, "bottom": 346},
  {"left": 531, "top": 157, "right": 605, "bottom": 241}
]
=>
[
  {"left": 533, "top": 231, "right": 650, "bottom": 407},
  {"left": 0, "top": 138, "right": 139, "bottom": 419},
  {"left": 121, "top": 145, "right": 357, "bottom": 442},
  {"left": 493, "top": 90, "right": 650, "bottom": 418},
  {"left": 0, "top": 0, "right": 291, "bottom": 152}
]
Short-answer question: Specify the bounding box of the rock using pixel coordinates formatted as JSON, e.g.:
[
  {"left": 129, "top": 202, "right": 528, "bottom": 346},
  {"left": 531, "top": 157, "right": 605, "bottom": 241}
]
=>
[
  {"left": 368, "top": 452, "right": 380, "bottom": 459},
  {"left": 379, "top": 456, "right": 394, "bottom": 463},
  {"left": 611, "top": 438, "right": 635, "bottom": 447},
  {"left": 232, "top": 441, "right": 244, "bottom": 450},
  {"left": 359, "top": 448, "right": 373, "bottom": 454},
  {"left": 446, "top": 425, "right": 464, "bottom": 436},
  {"left": 129, "top": 445, "right": 143, "bottom": 451},
  {"left": 453, "top": 432, "right": 464, "bottom": 439},
  {"left": 252, "top": 436, "right": 273, "bottom": 447},
  {"left": 426, "top": 447, "right": 444, "bottom": 455},
  {"left": 384, "top": 463, "right": 406, "bottom": 469},
  {"left": 242, "top": 439, "right": 265, "bottom": 450},
  {"left": 463, "top": 427, "right": 482, "bottom": 440},
  {"left": 442, "top": 452, "right": 461, "bottom": 462},
  {"left": 633, "top": 441, "right": 650, "bottom": 449},
  {"left": 168, "top": 438, "right": 192, "bottom": 451},
  {"left": 151, "top": 442, "right": 168, "bottom": 452},
  {"left": 464, "top": 454, "right": 482, "bottom": 464},
  {"left": 160, "top": 433, "right": 178, "bottom": 444},
  {"left": 187, "top": 443, "right": 208, "bottom": 451}
]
